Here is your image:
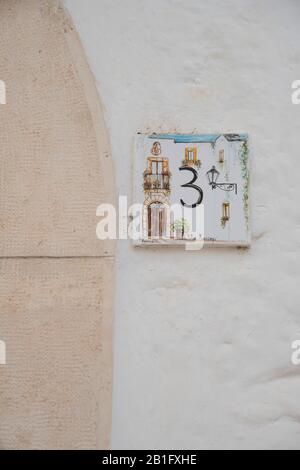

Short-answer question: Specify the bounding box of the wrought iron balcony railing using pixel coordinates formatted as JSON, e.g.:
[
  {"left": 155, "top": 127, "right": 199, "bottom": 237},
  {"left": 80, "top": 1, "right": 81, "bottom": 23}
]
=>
[{"left": 143, "top": 174, "right": 170, "bottom": 191}]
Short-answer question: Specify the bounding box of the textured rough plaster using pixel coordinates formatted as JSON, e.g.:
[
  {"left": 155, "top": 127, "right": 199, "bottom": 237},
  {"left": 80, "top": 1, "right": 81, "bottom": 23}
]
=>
[
  {"left": 0, "top": 0, "right": 114, "bottom": 449},
  {"left": 0, "top": 258, "right": 114, "bottom": 450},
  {"left": 65, "top": 0, "right": 300, "bottom": 449},
  {"left": 0, "top": 0, "right": 114, "bottom": 257}
]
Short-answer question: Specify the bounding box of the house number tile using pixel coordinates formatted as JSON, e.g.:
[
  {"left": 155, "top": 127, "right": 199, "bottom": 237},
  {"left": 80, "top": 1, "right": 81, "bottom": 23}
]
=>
[{"left": 133, "top": 133, "right": 250, "bottom": 247}]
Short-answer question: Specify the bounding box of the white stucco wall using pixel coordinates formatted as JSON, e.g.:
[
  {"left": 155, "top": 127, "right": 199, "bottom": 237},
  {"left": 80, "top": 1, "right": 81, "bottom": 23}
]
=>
[{"left": 64, "top": 0, "right": 300, "bottom": 449}]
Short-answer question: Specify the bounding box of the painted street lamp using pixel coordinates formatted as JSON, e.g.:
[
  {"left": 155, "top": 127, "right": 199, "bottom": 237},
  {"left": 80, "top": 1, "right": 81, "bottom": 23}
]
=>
[{"left": 206, "top": 166, "right": 237, "bottom": 194}]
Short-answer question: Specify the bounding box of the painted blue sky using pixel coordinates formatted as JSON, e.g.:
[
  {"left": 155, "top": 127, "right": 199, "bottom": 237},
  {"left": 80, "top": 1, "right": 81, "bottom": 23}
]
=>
[{"left": 148, "top": 133, "right": 248, "bottom": 143}]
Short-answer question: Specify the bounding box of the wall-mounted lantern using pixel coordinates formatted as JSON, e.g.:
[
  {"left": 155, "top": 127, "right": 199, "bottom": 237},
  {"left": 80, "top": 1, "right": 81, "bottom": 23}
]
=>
[{"left": 206, "top": 166, "right": 237, "bottom": 194}]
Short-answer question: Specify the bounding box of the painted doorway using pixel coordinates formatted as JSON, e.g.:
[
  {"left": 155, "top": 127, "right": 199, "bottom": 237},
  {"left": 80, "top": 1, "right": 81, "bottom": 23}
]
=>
[{"left": 148, "top": 202, "right": 167, "bottom": 238}]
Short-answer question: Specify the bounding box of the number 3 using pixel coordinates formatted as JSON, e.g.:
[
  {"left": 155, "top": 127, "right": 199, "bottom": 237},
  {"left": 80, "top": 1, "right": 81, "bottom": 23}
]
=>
[{"left": 179, "top": 166, "right": 203, "bottom": 208}]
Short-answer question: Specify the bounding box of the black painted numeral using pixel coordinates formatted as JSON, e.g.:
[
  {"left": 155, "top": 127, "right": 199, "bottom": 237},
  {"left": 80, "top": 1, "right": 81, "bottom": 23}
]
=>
[{"left": 179, "top": 166, "right": 203, "bottom": 208}]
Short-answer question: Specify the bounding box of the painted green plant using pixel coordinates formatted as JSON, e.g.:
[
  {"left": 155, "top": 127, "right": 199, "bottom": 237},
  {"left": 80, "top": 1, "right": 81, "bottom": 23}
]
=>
[
  {"left": 171, "top": 218, "right": 190, "bottom": 237},
  {"left": 239, "top": 141, "right": 250, "bottom": 231},
  {"left": 221, "top": 216, "right": 228, "bottom": 229}
]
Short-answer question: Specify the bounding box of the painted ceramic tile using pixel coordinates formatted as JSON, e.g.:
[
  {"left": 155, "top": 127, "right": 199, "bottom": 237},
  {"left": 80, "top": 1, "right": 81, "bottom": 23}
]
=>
[{"left": 133, "top": 134, "right": 250, "bottom": 247}]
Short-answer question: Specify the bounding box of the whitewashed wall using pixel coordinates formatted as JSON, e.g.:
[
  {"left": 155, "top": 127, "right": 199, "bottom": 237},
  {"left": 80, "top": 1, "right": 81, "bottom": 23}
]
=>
[{"left": 65, "top": 0, "right": 300, "bottom": 449}]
